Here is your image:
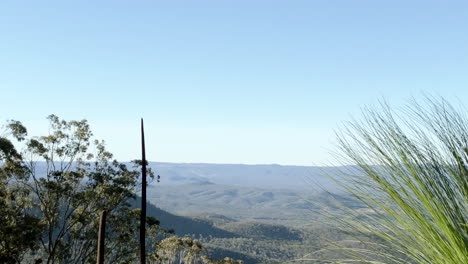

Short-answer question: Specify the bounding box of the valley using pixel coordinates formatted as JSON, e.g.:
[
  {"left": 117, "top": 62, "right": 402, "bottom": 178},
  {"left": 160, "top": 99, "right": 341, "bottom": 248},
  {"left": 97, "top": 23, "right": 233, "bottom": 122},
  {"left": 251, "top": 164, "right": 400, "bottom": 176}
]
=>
[{"left": 141, "top": 163, "right": 366, "bottom": 263}]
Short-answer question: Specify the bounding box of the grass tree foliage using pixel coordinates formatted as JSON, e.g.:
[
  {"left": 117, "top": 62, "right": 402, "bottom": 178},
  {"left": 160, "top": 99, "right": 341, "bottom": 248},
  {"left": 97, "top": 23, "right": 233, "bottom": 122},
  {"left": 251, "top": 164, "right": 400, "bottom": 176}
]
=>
[{"left": 327, "top": 98, "right": 468, "bottom": 264}]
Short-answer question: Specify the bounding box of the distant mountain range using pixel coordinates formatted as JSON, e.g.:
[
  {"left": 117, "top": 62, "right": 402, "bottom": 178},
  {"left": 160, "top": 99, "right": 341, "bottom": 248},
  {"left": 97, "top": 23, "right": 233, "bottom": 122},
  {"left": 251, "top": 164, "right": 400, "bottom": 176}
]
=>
[
  {"left": 27, "top": 161, "right": 352, "bottom": 191},
  {"left": 148, "top": 162, "right": 351, "bottom": 191},
  {"left": 21, "top": 161, "right": 357, "bottom": 226}
]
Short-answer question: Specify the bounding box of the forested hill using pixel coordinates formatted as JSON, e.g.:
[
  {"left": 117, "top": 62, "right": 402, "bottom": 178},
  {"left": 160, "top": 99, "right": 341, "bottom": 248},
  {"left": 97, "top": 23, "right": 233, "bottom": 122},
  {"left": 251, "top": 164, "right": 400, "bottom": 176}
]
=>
[
  {"left": 130, "top": 197, "right": 303, "bottom": 263},
  {"left": 133, "top": 196, "right": 364, "bottom": 264},
  {"left": 130, "top": 196, "right": 237, "bottom": 238}
]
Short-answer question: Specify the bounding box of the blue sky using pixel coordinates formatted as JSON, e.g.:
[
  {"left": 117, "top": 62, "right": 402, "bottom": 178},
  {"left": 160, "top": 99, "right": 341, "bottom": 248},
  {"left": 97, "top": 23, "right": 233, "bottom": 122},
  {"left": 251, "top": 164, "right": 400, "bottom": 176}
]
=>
[{"left": 1, "top": 1, "right": 468, "bottom": 165}]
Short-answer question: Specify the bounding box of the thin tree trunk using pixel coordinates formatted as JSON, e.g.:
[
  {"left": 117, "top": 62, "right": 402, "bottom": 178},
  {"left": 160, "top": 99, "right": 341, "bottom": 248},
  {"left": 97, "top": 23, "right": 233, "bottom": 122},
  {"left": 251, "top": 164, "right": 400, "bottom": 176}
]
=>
[{"left": 96, "top": 210, "right": 106, "bottom": 264}]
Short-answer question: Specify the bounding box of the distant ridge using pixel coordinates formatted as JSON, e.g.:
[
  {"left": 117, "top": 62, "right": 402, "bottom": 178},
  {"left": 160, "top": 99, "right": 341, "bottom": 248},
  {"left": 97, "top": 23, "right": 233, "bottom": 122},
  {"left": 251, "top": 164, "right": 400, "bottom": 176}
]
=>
[
  {"left": 147, "top": 162, "right": 350, "bottom": 190},
  {"left": 15, "top": 161, "right": 351, "bottom": 190}
]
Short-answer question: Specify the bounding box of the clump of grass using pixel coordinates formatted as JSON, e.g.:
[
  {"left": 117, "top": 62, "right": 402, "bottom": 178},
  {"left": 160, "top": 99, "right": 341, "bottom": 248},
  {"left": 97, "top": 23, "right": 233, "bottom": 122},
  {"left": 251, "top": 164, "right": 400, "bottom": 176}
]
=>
[{"left": 323, "top": 97, "right": 468, "bottom": 264}]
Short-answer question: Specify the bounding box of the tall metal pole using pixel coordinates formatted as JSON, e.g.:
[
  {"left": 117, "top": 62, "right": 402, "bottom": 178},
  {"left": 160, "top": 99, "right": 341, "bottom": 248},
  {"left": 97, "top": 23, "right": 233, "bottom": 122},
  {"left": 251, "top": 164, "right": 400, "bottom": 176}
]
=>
[{"left": 140, "top": 118, "right": 147, "bottom": 264}]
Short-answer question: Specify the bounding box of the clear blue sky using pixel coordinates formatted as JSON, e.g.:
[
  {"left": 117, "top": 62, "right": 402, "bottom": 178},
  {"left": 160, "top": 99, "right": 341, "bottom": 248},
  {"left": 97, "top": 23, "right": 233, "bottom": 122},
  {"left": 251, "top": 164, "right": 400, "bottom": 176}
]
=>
[{"left": 1, "top": 1, "right": 467, "bottom": 165}]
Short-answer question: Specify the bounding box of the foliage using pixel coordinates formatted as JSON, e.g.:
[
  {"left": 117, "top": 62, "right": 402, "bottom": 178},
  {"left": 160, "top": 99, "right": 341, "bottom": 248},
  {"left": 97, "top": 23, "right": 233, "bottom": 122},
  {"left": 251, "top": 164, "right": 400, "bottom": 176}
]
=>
[
  {"left": 324, "top": 98, "right": 468, "bottom": 263},
  {"left": 0, "top": 121, "right": 43, "bottom": 263},
  {"left": 150, "top": 236, "right": 204, "bottom": 263},
  {"left": 0, "top": 115, "right": 147, "bottom": 263},
  {"left": 0, "top": 115, "right": 246, "bottom": 264}
]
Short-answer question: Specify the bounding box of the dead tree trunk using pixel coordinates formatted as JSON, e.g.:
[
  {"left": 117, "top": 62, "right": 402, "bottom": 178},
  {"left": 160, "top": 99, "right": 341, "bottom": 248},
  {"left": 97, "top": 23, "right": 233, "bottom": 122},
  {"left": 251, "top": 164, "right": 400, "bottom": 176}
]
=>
[
  {"left": 140, "top": 118, "right": 147, "bottom": 264},
  {"left": 96, "top": 210, "right": 106, "bottom": 264}
]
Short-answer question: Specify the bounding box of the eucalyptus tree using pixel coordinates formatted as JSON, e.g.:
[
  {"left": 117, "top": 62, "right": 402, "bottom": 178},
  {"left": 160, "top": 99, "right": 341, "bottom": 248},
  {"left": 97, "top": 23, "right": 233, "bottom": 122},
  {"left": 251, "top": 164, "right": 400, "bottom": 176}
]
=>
[
  {"left": 0, "top": 115, "right": 145, "bottom": 263},
  {"left": 1, "top": 116, "right": 242, "bottom": 264},
  {"left": 149, "top": 236, "right": 244, "bottom": 264},
  {"left": 0, "top": 120, "right": 43, "bottom": 263}
]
